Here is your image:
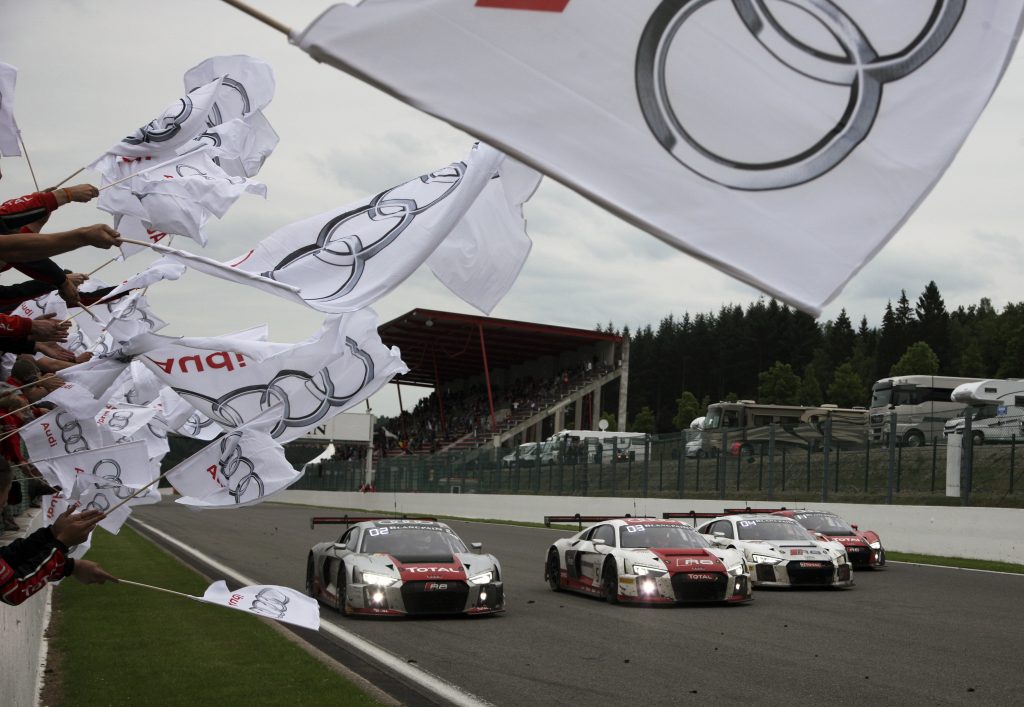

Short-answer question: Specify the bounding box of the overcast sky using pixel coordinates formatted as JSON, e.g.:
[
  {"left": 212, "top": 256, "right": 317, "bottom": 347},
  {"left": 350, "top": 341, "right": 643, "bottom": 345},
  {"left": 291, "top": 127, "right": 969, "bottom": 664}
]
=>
[{"left": 2, "top": 1, "right": 1022, "bottom": 417}]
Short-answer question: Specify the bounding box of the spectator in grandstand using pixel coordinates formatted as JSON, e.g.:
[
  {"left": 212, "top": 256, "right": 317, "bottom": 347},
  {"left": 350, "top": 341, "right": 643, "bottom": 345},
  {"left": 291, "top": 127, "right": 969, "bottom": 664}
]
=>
[
  {"left": 6, "top": 357, "right": 53, "bottom": 403},
  {"left": 0, "top": 459, "right": 116, "bottom": 605}
]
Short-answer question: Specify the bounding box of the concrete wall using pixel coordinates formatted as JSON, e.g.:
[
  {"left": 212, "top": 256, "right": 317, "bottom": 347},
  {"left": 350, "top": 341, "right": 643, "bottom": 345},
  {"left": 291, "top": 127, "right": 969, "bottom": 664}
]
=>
[
  {"left": 0, "top": 508, "right": 51, "bottom": 707},
  {"left": 279, "top": 491, "right": 1024, "bottom": 565}
]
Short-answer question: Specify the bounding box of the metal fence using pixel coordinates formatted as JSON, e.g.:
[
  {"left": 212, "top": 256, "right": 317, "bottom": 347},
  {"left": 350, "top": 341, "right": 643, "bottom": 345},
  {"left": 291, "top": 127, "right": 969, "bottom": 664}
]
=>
[{"left": 292, "top": 413, "right": 1024, "bottom": 507}]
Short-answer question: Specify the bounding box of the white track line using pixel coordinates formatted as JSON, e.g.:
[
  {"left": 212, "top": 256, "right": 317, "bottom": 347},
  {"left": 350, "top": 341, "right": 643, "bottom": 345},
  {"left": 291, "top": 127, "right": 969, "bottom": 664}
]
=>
[
  {"left": 886, "top": 560, "right": 1024, "bottom": 576},
  {"left": 131, "top": 519, "right": 491, "bottom": 707}
]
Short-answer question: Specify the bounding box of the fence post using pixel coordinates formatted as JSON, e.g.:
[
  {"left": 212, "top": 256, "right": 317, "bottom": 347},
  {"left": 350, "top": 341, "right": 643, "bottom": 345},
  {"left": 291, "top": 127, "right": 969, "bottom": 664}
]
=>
[
  {"left": 767, "top": 423, "right": 776, "bottom": 500},
  {"left": 805, "top": 443, "right": 811, "bottom": 492},
  {"left": 718, "top": 429, "right": 728, "bottom": 499},
  {"left": 930, "top": 437, "right": 937, "bottom": 493},
  {"left": 821, "top": 414, "right": 832, "bottom": 502},
  {"left": 677, "top": 433, "right": 684, "bottom": 496},
  {"left": 864, "top": 435, "right": 870, "bottom": 493},
  {"left": 1011, "top": 434, "right": 1016, "bottom": 494},
  {"left": 781, "top": 446, "right": 786, "bottom": 491},
  {"left": 962, "top": 412, "right": 974, "bottom": 506},
  {"left": 886, "top": 412, "right": 897, "bottom": 504}
]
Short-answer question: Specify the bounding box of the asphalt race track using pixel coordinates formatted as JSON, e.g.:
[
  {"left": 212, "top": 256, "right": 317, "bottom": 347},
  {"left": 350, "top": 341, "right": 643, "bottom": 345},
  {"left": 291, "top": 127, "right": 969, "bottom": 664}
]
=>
[{"left": 132, "top": 501, "right": 1024, "bottom": 706}]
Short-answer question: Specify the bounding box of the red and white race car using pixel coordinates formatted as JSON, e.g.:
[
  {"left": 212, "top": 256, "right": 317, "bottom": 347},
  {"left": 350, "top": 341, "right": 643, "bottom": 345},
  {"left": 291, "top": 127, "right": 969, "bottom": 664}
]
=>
[
  {"left": 770, "top": 509, "right": 886, "bottom": 569},
  {"left": 543, "top": 516, "right": 752, "bottom": 605},
  {"left": 306, "top": 517, "right": 504, "bottom": 617}
]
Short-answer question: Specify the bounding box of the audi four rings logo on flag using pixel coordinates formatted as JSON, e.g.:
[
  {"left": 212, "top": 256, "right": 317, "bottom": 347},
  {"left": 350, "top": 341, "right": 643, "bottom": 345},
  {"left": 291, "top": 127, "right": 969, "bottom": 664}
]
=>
[
  {"left": 634, "top": 0, "right": 965, "bottom": 190},
  {"left": 295, "top": 0, "right": 1024, "bottom": 314}
]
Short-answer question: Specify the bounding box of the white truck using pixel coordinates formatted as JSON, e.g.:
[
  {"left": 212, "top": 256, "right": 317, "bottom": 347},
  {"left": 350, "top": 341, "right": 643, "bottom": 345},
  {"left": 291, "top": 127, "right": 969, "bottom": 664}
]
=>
[{"left": 943, "top": 379, "right": 1024, "bottom": 445}]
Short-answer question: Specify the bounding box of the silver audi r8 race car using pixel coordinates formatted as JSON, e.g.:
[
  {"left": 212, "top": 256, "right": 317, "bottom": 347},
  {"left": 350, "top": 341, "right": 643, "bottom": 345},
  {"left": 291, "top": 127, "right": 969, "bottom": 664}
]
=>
[
  {"left": 306, "top": 516, "right": 504, "bottom": 617},
  {"left": 695, "top": 514, "right": 853, "bottom": 588},
  {"left": 544, "top": 516, "right": 752, "bottom": 605}
]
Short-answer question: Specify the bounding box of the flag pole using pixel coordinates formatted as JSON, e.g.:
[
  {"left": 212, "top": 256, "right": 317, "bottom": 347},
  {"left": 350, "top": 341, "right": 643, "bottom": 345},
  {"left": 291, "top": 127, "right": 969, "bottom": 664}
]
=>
[
  {"left": 51, "top": 167, "right": 85, "bottom": 190},
  {"left": 104, "top": 473, "right": 169, "bottom": 515},
  {"left": 88, "top": 258, "right": 118, "bottom": 277},
  {"left": 219, "top": 0, "right": 293, "bottom": 37},
  {"left": 18, "top": 134, "right": 40, "bottom": 191},
  {"left": 98, "top": 146, "right": 210, "bottom": 192},
  {"left": 118, "top": 579, "right": 198, "bottom": 600}
]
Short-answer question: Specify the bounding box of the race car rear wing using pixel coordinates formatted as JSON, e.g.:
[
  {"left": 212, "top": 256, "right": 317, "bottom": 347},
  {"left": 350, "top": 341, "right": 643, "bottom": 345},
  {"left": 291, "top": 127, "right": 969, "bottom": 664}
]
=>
[
  {"left": 309, "top": 515, "right": 437, "bottom": 529},
  {"left": 543, "top": 513, "right": 654, "bottom": 530},
  {"left": 723, "top": 506, "right": 801, "bottom": 514},
  {"left": 661, "top": 507, "right": 802, "bottom": 525}
]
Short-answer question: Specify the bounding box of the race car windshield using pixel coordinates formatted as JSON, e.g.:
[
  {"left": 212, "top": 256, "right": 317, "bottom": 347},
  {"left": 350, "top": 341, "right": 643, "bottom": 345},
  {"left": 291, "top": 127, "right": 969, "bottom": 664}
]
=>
[
  {"left": 619, "top": 524, "right": 711, "bottom": 549},
  {"left": 793, "top": 514, "right": 855, "bottom": 535},
  {"left": 737, "top": 520, "right": 815, "bottom": 541},
  {"left": 361, "top": 528, "right": 468, "bottom": 562}
]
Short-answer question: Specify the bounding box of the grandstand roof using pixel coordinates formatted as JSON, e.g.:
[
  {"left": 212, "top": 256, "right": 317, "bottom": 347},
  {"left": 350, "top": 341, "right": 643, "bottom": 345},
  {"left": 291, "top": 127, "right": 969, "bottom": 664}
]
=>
[{"left": 378, "top": 309, "right": 622, "bottom": 388}]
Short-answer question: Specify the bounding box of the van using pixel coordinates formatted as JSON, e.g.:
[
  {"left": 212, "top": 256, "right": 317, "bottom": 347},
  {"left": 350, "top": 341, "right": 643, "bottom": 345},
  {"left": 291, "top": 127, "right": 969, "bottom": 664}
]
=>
[{"left": 943, "top": 379, "right": 1024, "bottom": 445}]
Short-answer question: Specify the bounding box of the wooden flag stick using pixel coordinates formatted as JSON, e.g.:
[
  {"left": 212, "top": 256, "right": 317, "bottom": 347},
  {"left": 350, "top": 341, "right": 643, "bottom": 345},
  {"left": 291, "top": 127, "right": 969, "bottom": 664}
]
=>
[
  {"left": 118, "top": 579, "right": 197, "bottom": 601},
  {"left": 51, "top": 167, "right": 85, "bottom": 190},
  {"left": 104, "top": 473, "right": 168, "bottom": 516},
  {"left": 220, "top": 0, "right": 292, "bottom": 36},
  {"left": 18, "top": 134, "right": 40, "bottom": 191},
  {"left": 98, "top": 146, "right": 209, "bottom": 192},
  {"left": 88, "top": 257, "right": 118, "bottom": 277}
]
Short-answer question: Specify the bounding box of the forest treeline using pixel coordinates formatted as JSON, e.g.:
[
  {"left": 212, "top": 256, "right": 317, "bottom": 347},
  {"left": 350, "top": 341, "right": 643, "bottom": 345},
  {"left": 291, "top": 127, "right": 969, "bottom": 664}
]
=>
[{"left": 612, "top": 282, "right": 1024, "bottom": 433}]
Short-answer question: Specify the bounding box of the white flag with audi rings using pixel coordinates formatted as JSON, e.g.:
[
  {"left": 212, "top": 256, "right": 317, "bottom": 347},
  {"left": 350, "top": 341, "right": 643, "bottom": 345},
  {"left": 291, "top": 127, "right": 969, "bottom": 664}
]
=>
[
  {"left": 165, "top": 408, "right": 301, "bottom": 509},
  {"left": 21, "top": 407, "right": 106, "bottom": 468},
  {"left": 222, "top": 142, "right": 506, "bottom": 313},
  {"left": 295, "top": 0, "right": 1024, "bottom": 315},
  {"left": 141, "top": 308, "right": 408, "bottom": 443},
  {"left": 0, "top": 62, "right": 21, "bottom": 157},
  {"left": 200, "top": 580, "right": 320, "bottom": 630}
]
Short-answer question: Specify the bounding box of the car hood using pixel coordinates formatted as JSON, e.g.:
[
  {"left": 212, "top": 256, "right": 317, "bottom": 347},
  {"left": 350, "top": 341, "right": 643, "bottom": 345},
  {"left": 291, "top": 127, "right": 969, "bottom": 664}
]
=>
[
  {"left": 738, "top": 540, "right": 832, "bottom": 559},
  {"left": 631, "top": 547, "right": 727, "bottom": 574}
]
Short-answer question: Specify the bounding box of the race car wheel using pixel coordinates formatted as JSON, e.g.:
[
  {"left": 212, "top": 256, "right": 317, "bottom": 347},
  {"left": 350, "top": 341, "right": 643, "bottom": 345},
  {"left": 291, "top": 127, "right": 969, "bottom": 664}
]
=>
[
  {"left": 546, "top": 549, "right": 562, "bottom": 591},
  {"left": 335, "top": 563, "right": 348, "bottom": 615},
  {"left": 601, "top": 560, "right": 619, "bottom": 605},
  {"left": 305, "top": 554, "right": 315, "bottom": 598}
]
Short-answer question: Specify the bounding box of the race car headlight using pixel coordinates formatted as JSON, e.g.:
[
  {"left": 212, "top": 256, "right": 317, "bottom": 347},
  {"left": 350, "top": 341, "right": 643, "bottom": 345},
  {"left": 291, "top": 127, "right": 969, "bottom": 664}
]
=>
[
  {"left": 726, "top": 563, "right": 745, "bottom": 576},
  {"left": 869, "top": 541, "right": 881, "bottom": 550},
  {"left": 632, "top": 564, "right": 667, "bottom": 577},
  {"left": 751, "top": 554, "right": 783, "bottom": 565},
  {"left": 360, "top": 571, "right": 398, "bottom": 587},
  {"left": 468, "top": 571, "right": 494, "bottom": 585}
]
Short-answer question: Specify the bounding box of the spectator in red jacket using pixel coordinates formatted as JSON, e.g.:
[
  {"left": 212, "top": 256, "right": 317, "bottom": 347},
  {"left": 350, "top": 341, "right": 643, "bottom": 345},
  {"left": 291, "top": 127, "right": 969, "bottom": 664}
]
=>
[{"left": 0, "top": 459, "right": 116, "bottom": 605}]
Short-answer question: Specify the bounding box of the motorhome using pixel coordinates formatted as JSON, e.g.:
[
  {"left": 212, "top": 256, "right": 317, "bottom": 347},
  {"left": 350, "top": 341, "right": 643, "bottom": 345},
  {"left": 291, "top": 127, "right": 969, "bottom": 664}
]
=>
[
  {"left": 869, "top": 375, "right": 983, "bottom": 446},
  {"left": 699, "top": 401, "right": 868, "bottom": 456},
  {"left": 942, "top": 379, "right": 1024, "bottom": 445},
  {"left": 548, "top": 429, "right": 649, "bottom": 463}
]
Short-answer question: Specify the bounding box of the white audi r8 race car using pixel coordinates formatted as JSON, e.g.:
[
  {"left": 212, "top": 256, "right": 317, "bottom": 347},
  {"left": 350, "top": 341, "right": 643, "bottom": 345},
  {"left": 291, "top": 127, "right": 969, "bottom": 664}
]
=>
[
  {"left": 771, "top": 509, "right": 886, "bottom": 569},
  {"left": 695, "top": 514, "right": 853, "bottom": 588},
  {"left": 543, "top": 516, "right": 752, "bottom": 605},
  {"left": 306, "top": 517, "right": 504, "bottom": 617}
]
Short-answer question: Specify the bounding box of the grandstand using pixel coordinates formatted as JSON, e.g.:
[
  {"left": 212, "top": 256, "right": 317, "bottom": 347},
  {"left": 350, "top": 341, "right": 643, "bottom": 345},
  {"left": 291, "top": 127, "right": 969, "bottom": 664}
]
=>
[{"left": 377, "top": 309, "right": 629, "bottom": 455}]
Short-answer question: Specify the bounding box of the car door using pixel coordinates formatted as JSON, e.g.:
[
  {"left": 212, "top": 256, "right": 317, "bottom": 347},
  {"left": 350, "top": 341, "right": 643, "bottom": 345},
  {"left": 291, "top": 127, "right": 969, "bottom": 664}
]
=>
[{"left": 580, "top": 524, "right": 616, "bottom": 584}]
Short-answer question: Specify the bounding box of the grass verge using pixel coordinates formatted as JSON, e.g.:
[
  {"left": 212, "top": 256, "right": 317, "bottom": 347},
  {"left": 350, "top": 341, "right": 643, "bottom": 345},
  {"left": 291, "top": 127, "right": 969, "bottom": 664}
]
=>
[
  {"left": 887, "top": 551, "right": 1024, "bottom": 574},
  {"left": 47, "top": 526, "right": 383, "bottom": 707}
]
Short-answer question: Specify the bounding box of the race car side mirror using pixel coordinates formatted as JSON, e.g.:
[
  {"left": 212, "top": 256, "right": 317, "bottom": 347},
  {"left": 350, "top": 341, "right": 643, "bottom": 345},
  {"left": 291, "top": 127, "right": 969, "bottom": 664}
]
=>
[
  {"left": 851, "top": 524, "right": 859, "bottom": 530},
  {"left": 713, "top": 531, "right": 725, "bottom": 537},
  {"left": 815, "top": 533, "right": 827, "bottom": 542},
  {"left": 471, "top": 542, "right": 483, "bottom": 553},
  {"left": 592, "top": 539, "right": 607, "bottom": 549}
]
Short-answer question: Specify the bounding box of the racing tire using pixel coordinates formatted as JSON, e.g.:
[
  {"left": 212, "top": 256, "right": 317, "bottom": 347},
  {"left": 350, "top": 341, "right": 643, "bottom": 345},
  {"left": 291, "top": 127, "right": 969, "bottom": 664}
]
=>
[
  {"left": 903, "top": 430, "right": 925, "bottom": 448},
  {"left": 335, "top": 563, "right": 348, "bottom": 615},
  {"left": 971, "top": 431, "right": 985, "bottom": 447},
  {"left": 305, "top": 554, "right": 316, "bottom": 598},
  {"left": 546, "top": 549, "right": 562, "bottom": 592},
  {"left": 601, "top": 560, "right": 619, "bottom": 605}
]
